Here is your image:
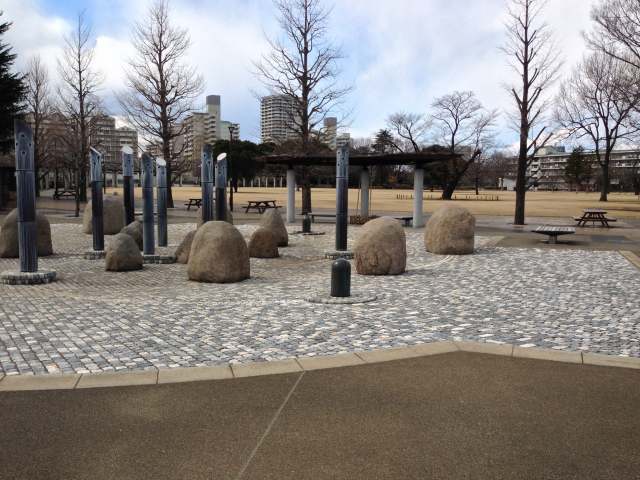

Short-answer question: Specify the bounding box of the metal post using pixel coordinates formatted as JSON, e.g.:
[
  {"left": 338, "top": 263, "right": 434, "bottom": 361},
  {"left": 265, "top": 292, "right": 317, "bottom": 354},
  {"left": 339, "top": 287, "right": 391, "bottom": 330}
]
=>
[
  {"left": 335, "top": 146, "right": 349, "bottom": 251},
  {"left": 413, "top": 165, "right": 425, "bottom": 228},
  {"left": 215, "top": 153, "right": 228, "bottom": 221},
  {"left": 90, "top": 147, "right": 104, "bottom": 252},
  {"left": 156, "top": 158, "right": 168, "bottom": 247},
  {"left": 122, "top": 146, "right": 135, "bottom": 226},
  {"left": 141, "top": 153, "right": 155, "bottom": 255},
  {"left": 331, "top": 258, "right": 351, "bottom": 297},
  {"left": 14, "top": 120, "right": 37, "bottom": 272},
  {"left": 360, "top": 167, "right": 370, "bottom": 218},
  {"left": 201, "top": 145, "right": 214, "bottom": 223},
  {"left": 286, "top": 168, "right": 296, "bottom": 224}
]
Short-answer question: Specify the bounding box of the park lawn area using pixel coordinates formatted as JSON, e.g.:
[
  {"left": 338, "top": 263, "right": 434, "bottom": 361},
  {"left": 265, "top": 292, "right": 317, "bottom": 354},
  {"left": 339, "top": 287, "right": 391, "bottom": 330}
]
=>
[{"left": 105, "top": 186, "right": 640, "bottom": 219}]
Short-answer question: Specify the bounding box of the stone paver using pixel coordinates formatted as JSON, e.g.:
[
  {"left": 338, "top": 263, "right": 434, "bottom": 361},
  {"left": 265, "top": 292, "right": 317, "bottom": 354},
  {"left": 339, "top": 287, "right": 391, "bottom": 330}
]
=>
[{"left": 0, "top": 223, "right": 639, "bottom": 376}]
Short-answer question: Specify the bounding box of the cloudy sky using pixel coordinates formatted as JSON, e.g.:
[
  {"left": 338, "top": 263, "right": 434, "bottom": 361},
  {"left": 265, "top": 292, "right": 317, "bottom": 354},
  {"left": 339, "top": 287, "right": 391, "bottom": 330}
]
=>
[{"left": 3, "top": 0, "right": 597, "bottom": 146}]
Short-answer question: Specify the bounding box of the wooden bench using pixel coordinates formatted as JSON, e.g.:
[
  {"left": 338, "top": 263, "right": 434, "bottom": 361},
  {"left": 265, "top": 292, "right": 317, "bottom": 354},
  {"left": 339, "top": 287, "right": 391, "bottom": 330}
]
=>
[
  {"left": 309, "top": 213, "right": 336, "bottom": 223},
  {"left": 53, "top": 190, "right": 76, "bottom": 200},
  {"left": 533, "top": 226, "right": 576, "bottom": 244},
  {"left": 573, "top": 216, "right": 617, "bottom": 226},
  {"left": 185, "top": 198, "right": 202, "bottom": 210}
]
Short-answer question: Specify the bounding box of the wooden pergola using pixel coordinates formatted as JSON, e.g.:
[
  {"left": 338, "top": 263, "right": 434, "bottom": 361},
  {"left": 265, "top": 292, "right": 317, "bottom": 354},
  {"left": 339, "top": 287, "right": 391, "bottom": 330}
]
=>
[{"left": 256, "top": 150, "right": 461, "bottom": 227}]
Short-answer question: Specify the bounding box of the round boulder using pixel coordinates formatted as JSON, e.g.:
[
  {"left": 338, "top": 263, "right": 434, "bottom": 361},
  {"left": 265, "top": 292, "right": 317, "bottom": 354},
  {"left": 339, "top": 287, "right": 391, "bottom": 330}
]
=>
[
  {"left": 354, "top": 217, "right": 406, "bottom": 275},
  {"left": 120, "top": 221, "right": 143, "bottom": 250},
  {"left": 249, "top": 227, "right": 279, "bottom": 258},
  {"left": 105, "top": 233, "right": 143, "bottom": 271},
  {"left": 259, "top": 209, "right": 288, "bottom": 247},
  {"left": 0, "top": 209, "right": 53, "bottom": 258},
  {"left": 175, "top": 229, "right": 197, "bottom": 264},
  {"left": 83, "top": 195, "right": 125, "bottom": 235},
  {"left": 187, "top": 221, "right": 250, "bottom": 283},
  {"left": 424, "top": 205, "right": 475, "bottom": 255}
]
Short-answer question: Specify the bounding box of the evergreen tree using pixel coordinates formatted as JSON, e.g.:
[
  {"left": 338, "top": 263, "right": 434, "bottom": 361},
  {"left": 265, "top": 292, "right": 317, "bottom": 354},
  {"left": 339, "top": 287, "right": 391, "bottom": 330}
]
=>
[
  {"left": 564, "top": 147, "right": 592, "bottom": 191},
  {"left": 0, "top": 12, "right": 26, "bottom": 153}
]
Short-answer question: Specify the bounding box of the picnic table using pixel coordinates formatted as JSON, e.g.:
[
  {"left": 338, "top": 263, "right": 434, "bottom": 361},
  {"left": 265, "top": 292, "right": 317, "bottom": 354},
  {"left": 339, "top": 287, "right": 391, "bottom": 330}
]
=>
[
  {"left": 574, "top": 209, "right": 617, "bottom": 228},
  {"left": 243, "top": 200, "right": 280, "bottom": 214},
  {"left": 533, "top": 225, "right": 575, "bottom": 244},
  {"left": 185, "top": 198, "right": 202, "bottom": 210},
  {"left": 52, "top": 189, "right": 76, "bottom": 200}
]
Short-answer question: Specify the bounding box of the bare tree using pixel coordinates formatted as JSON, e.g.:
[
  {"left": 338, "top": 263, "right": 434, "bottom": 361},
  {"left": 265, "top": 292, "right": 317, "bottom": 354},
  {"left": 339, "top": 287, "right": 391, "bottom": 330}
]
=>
[
  {"left": 588, "top": 0, "right": 640, "bottom": 70},
  {"left": 25, "top": 55, "right": 52, "bottom": 196},
  {"left": 57, "top": 12, "right": 103, "bottom": 216},
  {"left": 502, "top": 0, "right": 561, "bottom": 225},
  {"left": 555, "top": 53, "right": 640, "bottom": 201},
  {"left": 386, "top": 112, "right": 428, "bottom": 153},
  {"left": 430, "top": 91, "right": 498, "bottom": 199},
  {"left": 255, "top": 0, "right": 351, "bottom": 214},
  {"left": 119, "top": 0, "right": 203, "bottom": 208}
]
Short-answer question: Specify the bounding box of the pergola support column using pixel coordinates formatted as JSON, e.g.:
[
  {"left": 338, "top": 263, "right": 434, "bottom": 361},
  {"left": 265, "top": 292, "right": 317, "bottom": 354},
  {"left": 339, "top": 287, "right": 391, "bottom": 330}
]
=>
[
  {"left": 413, "top": 166, "right": 425, "bottom": 228},
  {"left": 360, "top": 167, "right": 370, "bottom": 218},
  {"left": 286, "top": 168, "right": 295, "bottom": 224}
]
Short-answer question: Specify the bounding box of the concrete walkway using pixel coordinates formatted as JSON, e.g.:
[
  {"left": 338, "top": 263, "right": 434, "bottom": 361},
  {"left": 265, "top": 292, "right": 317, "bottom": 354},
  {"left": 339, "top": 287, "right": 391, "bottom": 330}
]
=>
[{"left": 1, "top": 351, "right": 639, "bottom": 480}]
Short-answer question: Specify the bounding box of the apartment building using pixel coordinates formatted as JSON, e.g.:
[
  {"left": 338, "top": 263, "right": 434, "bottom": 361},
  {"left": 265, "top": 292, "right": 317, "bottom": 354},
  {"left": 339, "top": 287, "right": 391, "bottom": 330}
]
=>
[{"left": 260, "top": 94, "right": 299, "bottom": 144}]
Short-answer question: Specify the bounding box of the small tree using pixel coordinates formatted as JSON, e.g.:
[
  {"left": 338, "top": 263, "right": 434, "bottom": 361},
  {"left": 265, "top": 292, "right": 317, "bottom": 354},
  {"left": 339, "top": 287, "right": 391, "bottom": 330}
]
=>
[
  {"left": 57, "top": 12, "right": 103, "bottom": 216},
  {"left": 502, "top": 0, "right": 561, "bottom": 224},
  {"left": 555, "top": 53, "right": 640, "bottom": 201},
  {"left": 564, "top": 147, "right": 592, "bottom": 191},
  {"left": 119, "top": 0, "right": 204, "bottom": 208},
  {"left": 430, "top": 91, "right": 498, "bottom": 199},
  {"left": 386, "top": 112, "right": 428, "bottom": 153},
  {"left": 255, "top": 0, "right": 351, "bottom": 214},
  {"left": 0, "top": 12, "right": 26, "bottom": 154}
]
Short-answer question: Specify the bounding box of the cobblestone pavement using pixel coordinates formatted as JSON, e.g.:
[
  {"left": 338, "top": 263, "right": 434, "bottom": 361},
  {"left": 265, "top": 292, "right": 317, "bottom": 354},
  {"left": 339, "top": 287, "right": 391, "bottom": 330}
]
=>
[{"left": 0, "top": 223, "right": 639, "bottom": 376}]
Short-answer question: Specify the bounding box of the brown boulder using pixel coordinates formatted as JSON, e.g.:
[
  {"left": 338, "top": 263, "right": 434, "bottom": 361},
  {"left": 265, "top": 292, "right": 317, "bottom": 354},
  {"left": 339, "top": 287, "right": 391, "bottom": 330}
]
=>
[
  {"left": 0, "top": 209, "right": 53, "bottom": 258},
  {"left": 248, "top": 227, "right": 279, "bottom": 258},
  {"left": 354, "top": 217, "right": 406, "bottom": 275},
  {"left": 105, "top": 233, "right": 143, "bottom": 271},
  {"left": 424, "top": 205, "right": 475, "bottom": 255},
  {"left": 120, "top": 221, "right": 143, "bottom": 250},
  {"left": 187, "top": 221, "right": 250, "bottom": 283},
  {"left": 259, "top": 209, "right": 288, "bottom": 246},
  {"left": 175, "top": 230, "right": 197, "bottom": 264},
  {"left": 83, "top": 195, "right": 124, "bottom": 235}
]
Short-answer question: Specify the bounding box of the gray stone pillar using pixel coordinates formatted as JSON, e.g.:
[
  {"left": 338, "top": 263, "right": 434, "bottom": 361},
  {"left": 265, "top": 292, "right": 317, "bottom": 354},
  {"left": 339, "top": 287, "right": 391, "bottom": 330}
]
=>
[
  {"left": 201, "top": 145, "right": 214, "bottom": 223},
  {"left": 360, "top": 167, "right": 370, "bottom": 218},
  {"left": 156, "top": 159, "right": 168, "bottom": 247},
  {"left": 141, "top": 153, "right": 155, "bottom": 255},
  {"left": 287, "top": 168, "right": 296, "bottom": 224},
  {"left": 413, "top": 166, "right": 425, "bottom": 228},
  {"left": 90, "top": 148, "right": 104, "bottom": 252},
  {"left": 335, "top": 146, "right": 349, "bottom": 251}
]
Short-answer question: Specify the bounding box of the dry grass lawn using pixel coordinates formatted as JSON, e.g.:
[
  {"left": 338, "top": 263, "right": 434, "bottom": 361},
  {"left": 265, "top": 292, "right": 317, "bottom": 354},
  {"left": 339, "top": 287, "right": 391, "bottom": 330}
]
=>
[{"left": 106, "top": 186, "right": 640, "bottom": 219}]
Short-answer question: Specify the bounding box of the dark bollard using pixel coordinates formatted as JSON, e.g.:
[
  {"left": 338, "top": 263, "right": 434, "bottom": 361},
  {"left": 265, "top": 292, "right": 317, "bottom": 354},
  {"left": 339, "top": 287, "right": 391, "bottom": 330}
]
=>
[
  {"left": 331, "top": 258, "right": 351, "bottom": 297},
  {"left": 215, "top": 152, "right": 228, "bottom": 221},
  {"left": 156, "top": 159, "right": 168, "bottom": 247},
  {"left": 122, "top": 146, "right": 135, "bottom": 226},
  {"left": 302, "top": 213, "right": 311, "bottom": 233},
  {"left": 201, "top": 145, "right": 214, "bottom": 223},
  {"left": 335, "top": 146, "right": 349, "bottom": 251},
  {"left": 141, "top": 153, "right": 155, "bottom": 255},
  {"left": 90, "top": 148, "right": 104, "bottom": 252},
  {"left": 14, "top": 120, "right": 37, "bottom": 272}
]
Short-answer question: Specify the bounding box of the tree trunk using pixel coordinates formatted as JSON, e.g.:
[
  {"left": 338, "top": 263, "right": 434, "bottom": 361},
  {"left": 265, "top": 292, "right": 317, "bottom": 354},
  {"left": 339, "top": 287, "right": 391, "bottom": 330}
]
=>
[
  {"left": 441, "top": 183, "right": 455, "bottom": 200},
  {"left": 166, "top": 163, "right": 174, "bottom": 208},
  {"left": 301, "top": 184, "right": 312, "bottom": 214},
  {"left": 599, "top": 163, "right": 609, "bottom": 202}
]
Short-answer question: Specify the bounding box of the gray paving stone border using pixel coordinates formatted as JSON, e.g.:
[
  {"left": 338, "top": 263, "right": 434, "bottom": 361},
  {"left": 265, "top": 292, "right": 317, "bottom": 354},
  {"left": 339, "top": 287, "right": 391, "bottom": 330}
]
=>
[
  {"left": 83, "top": 250, "right": 106, "bottom": 260},
  {"left": 0, "top": 270, "right": 57, "bottom": 285},
  {"left": 142, "top": 254, "right": 177, "bottom": 264},
  {"left": 305, "top": 293, "right": 378, "bottom": 305},
  {"left": 0, "top": 340, "right": 639, "bottom": 392}
]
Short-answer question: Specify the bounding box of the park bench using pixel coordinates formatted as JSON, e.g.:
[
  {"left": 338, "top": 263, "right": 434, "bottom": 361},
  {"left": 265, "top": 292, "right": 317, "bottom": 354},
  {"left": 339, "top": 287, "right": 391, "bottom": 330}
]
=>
[
  {"left": 394, "top": 216, "right": 413, "bottom": 227},
  {"left": 574, "top": 209, "right": 617, "bottom": 228},
  {"left": 309, "top": 213, "right": 336, "bottom": 223},
  {"left": 185, "top": 198, "right": 202, "bottom": 210},
  {"left": 243, "top": 200, "right": 280, "bottom": 213},
  {"left": 53, "top": 189, "right": 76, "bottom": 200},
  {"left": 533, "top": 225, "right": 576, "bottom": 244}
]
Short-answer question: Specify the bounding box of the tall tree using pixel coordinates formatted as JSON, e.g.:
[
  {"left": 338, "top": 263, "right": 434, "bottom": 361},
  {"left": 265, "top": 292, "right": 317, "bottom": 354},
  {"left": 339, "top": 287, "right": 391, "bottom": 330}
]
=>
[
  {"left": 255, "top": 0, "right": 351, "bottom": 214},
  {"left": 25, "top": 55, "right": 52, "bottom": 196},
  {"left": 57, "top": 12, "right": 102, "bottom": 216},
  {"left": 0, "top": 11, "right": 26, "bottom": 154},
  {"left": 119, "top": 0, "right": 203, "bottom": 208},
  {"left": 386, "top": 112, "right": 428, "bottom": 153},
  {"left": 588, "top": 0, "right": 640, "bottom": 70},
  {"left": 502, "top": 0, "right": 561, "bottom": 225},
  {"left": 430, "top": 91, "right": 498, "bottom": 199},
  {"left": 563, "top": 146, "right": 592, "bottom": 191},
  {"left": 555, "top": 53, "right": 640, "bottom": 201}
]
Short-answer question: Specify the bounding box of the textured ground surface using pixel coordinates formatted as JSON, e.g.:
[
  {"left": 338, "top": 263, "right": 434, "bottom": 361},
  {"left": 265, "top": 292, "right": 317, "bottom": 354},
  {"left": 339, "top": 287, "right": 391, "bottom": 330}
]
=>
[{"left": 0, "top": 223, "right": 639, "bottom": 376}]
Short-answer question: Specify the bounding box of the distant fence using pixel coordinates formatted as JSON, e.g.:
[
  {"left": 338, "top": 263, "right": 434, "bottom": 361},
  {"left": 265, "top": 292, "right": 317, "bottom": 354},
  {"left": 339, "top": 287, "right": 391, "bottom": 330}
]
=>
[{"left": 395, "top": 193, "right": 500, "bottom": 201}]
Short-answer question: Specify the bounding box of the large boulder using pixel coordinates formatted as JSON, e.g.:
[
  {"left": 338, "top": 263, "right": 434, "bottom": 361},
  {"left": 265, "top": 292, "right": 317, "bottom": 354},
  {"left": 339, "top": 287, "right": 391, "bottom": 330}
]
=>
[
  {"left": 248, "top": 227, "right": 279, "bottom": 258},
  {"left": 83, "top": 195, "right": 125, "bottom": 235},
  {"left": 259, "top": 209, "right": 288, "bottom": 247},
  {"left": 354, "top": 217, "right": 406, "bottom": 275},
  {"left": 187, "top": 221, "right": 250, "bottom": 283},
  {"left": 0, "top": 209, "right": 53, "bottom": 258},
  {"left": 175, "top": 230, "right": 197, "bottom": 264},
  {"left": 105, "top": 233, "right": 143, "bottom": 271},
  {"left": 424, "top": 205, "right": 475, "bottom": 255},
  {"left": 120, "top": 221, "right": 143, "bottom": 250}
]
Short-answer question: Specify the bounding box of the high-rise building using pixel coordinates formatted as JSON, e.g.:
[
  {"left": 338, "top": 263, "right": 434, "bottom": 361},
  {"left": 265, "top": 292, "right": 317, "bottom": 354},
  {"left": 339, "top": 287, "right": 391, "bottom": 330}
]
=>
[
  {"left": 260, "top": 94, "right": 299, "bottom": 144},
  {"left": 90, "top": 115, "right": 139, "bottom": 172},
  {"left": 321, "top": 117, "right": 338, "bottom": 150}
]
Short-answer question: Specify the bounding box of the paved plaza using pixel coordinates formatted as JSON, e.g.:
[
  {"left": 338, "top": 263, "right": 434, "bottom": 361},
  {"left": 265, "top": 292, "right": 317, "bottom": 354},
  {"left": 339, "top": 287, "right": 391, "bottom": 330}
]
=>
[{"left": 0, "top": 223, "right": 639, "bottom": 376}]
